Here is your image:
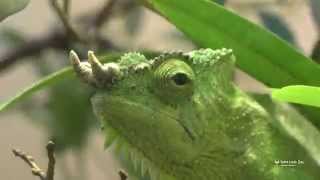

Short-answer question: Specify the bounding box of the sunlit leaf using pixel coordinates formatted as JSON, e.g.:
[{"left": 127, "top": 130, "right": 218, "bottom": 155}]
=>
[{"left": 272, "top": 85, "right": 320, "bottom": 108}]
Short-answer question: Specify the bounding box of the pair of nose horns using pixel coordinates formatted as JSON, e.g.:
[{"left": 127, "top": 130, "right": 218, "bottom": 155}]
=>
[{"left": 69, "top": 51, "right": 121, "bottom": 88}]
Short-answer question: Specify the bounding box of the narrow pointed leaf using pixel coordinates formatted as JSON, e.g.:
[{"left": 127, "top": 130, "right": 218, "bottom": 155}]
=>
[
  {"left": 143, "top": 0, "right": 320, "bottom": 88},
  {"left": 272, "top": 85, "right": 320, "bottom": 108},
  {"left": 0, "top": 67, "right": 72, "bottom": 112}
]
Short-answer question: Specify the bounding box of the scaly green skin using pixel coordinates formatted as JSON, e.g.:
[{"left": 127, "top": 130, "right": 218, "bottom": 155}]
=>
[{"left": 70, "top": 49, "right": 320, "bottom": 180}]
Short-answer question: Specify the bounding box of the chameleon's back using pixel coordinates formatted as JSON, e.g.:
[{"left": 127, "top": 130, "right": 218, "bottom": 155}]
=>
[{"left": 70, "top": 49, "right": 320, "bottom": 180}]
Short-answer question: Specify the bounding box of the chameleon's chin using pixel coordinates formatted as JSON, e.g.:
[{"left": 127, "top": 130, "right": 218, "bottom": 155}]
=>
[{"left": 91, "top": 93, "right": 198, "bottom": 163}]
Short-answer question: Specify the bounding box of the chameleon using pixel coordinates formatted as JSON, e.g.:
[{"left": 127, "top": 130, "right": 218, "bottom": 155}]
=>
[{"left": 69, "top": 48, "right": 320, "bottom": 180}]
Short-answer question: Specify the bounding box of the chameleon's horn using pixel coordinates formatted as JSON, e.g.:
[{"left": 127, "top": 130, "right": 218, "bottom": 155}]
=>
[
  {"left": 70, "top": 50, "right": 96, "bottom": 86},
  {"left": 88, "top": 51, "right": 122, "bottom": 88},
  {"left": 88, "top": 51, "right": 104, "bottom": 79}
]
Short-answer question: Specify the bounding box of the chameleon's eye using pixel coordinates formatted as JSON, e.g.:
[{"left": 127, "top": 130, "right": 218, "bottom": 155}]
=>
[
  {"left": 170, "top": 72, "right": 190, "bottom": 86},
  {"left": 153, "top": 59, "right": 195, "bottom": 101}
]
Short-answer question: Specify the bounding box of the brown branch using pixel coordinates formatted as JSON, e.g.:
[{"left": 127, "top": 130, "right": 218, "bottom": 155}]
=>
[
  {"left": 46, "top": 141, "right": 56, "bottom": 180},
  {"left": 12, "top": 149, "right": 46, "bottom": 180},
  {"left": 118, "top": 170, "right": 128, "bottom": 180},
  {"left": 12, "top": 142, "right": 57, "bottom": 180},
  {"left": 93, "top": 0, "right": 117, "bottom": 29},
  {"left": 0, "top": 31, "right": 68, "bottom": 73},
  {"left": 49, "top": 0, "right": 81, "bottom": 41},
  {"left": 0, "top": 30, "right": 118, "bottom": 73},
  {"left": 12, "top": 141, "right": 56, "bottom": 180},
  {"left": 0, "top": 0, "right": 122, "bottom": 73},
  {"left": 63, "top": 0, "right": 71, "bottom": 16},
  {"left": 12, "top": 141, "right": 130, "bottom": 180}
]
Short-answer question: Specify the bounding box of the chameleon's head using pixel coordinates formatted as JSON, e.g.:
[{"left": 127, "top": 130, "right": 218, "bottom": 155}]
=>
[{"left": 70, "top": 49, "right": 236, "bottom": 177}]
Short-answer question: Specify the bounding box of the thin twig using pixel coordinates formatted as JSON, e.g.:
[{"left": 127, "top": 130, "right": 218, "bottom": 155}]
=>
[
  {"left": 49, "top": 0, "right": 81, "bottom": 41},
  {"left": 0, "top": 30, "right": 118, "bottom": 73},
  {"left": 118, "top": 170, "right": 128, "bottom": 180},
  {"left": 12, "top": 141, "right": 56, "bottom": 180},
  {"left": 0, "top": 0, "right": 121, "bottom": 73},
  {"left": 12, "top": 149, "right": 46, "bottom": 180},
  {"left": 94, "top": 0, "right": 117, "bottom": 29},
  {"left": 0, "top": 32, "right": 68, "bottom": 73},
  {"left": 46, "top": 141, "right": 56, "bottom": 180},
  {"left": 63, "top": 0, "right": 71, "bottom": 16}
]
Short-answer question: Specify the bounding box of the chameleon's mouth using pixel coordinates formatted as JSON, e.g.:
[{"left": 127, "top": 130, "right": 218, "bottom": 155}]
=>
[{"left": 91, "top": 94, "right": 195, "bottom": 142}]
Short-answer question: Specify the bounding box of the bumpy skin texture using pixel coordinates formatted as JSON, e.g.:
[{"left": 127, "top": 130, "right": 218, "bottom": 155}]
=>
[{"left": 71, "top": 49, "right": 320, "bottom": 180}]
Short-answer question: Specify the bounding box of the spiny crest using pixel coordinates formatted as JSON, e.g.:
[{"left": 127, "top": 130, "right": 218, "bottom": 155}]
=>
[
  {"left": 150, "top": 48, "right": 233, "bottom": 68},
  {"left": 188, "top": 48, "right": 233, "bottom": 66},
  {"left": 119, "top": 52, "right": 148, "bottom": 67},
  {"left": 119, "top": 52, "right": 151, "bottom": 75},
  {"left": 151, "top": 50, "right": 191, "bottom": 67}
]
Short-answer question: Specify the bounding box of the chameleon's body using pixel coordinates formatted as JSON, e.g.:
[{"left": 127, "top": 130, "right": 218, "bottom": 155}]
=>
[{"left": 70, "top": 49, "right": 320, "bottom": 180}]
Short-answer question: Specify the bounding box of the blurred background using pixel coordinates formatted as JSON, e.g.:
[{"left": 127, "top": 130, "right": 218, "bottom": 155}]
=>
[{"left": 0, "top": 0, "right": 319, "bottom": 179}]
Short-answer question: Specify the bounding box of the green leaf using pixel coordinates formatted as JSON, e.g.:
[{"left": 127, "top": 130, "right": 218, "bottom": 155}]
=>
[
  {"left": 0, "top": 67, "right": 72, "bottom": 112},
  {"left": 143, "top": 0, "right": 320, "bottom": 88},
  {"left": 272, "top": 85, "right": 320, "bottom": 108},
  {"left": 0, "top": 0, "right": 30, "bottom": 21}
]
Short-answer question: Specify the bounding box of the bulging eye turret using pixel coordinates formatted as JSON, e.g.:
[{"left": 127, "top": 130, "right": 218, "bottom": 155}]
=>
[{"left": 153, "top": 59, "right": 195, "bottom": 102}]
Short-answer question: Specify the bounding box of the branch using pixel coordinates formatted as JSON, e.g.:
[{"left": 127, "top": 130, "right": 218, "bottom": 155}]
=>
[
  {"left": 12, "top": 149, "right": 46, "bottom": 180},
  {"left": 63, "top": 0, "right": 71, "bottom": 16},
  {"left": 46, "top": 141, "right": 56, "bottom": 180},
  {"left": 0, "top": 0, "right": 122, "bottom": 73},
  {"left": 93, "top": 0, "right": 117, "bottom": 29},
  {"left": 0, "top": 32, "right": 68, "bottom": 73},
  {"left": 49, "top": 0, "right": 82, "bottom": 41},
  {"left": 118, "top": 170, "right": 128, "bottom": 180},
  {"left": 12, "top": 141, "right": 56, "bottom": 180},
  {"left": 0, "top": 30, "right": 118, "bottom": 73}
]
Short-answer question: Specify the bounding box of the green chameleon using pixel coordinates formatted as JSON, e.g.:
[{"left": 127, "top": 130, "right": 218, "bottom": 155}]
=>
[{"left": 69, "top": 48, "right": 320, "bottom": 180}]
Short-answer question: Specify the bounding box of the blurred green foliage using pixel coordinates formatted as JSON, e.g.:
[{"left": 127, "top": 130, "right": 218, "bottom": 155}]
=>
[
  {"left": 19, "top": 53, "right": 97, "bottom": 152},
  {"left": 0, "top": 0, "right": 29, "bottom": 21}
]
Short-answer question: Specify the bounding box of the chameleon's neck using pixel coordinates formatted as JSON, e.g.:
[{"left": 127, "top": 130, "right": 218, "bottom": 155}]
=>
[
  {"left": 188, "top": 89, "right": 276, "bottom": 180},
  {"left": 183, "top": 89, "right": 317, "bottom": 180}
]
